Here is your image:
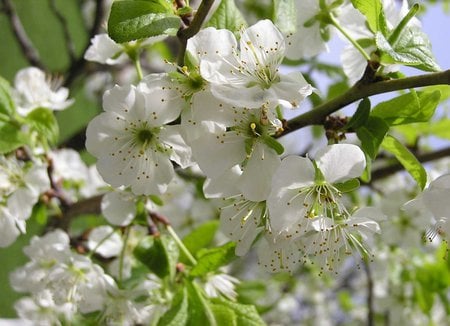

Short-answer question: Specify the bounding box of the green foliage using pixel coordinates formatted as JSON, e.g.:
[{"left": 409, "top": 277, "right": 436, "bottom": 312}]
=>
[
  {"left": 158, "top": 288, "right": 189, "bottom": 326},
  {"left": 211, "top": 297, "right": 266, "bottom": 326},
  {"left": 185, "top": 280, "right": 216, "bottom": 325},
  {"left": 272, "top": 0, "right": 296, "bottom": 34},
  {"left": 381, "top": 135, "right": 427, "bottom": 189},
  {"left": 356, "top": 116, "right": 389, "bottom": 159},
  {"left": 134, "top": 234, "right": 179, "bottom": 279},
  {"left": 26, "top": 108, "right": 60, "bottom": 145},
  {"left": 190, "top": 242, "right": 237, "bottom": 277},
  {"left": 205, "top": 0, "right": 247, "bottom": 33},
  {"left": 180, "top": 220, "right": 219, "bottom": 264},
  {"left": 0, "top": 76, "right": 15, "bottom": 119},
  {"left": 334, "top": 178, "right": 361, "bottom": 193},
  {"left": 108, "top": 0, "right": 180, "bottom": 43},
  {"left": 376, "top": 27, "right": 441, "bottom": 72},
  {"left": 0, "top": 122, "right": 27, "bottom": 154},
  {"left": 344, "top": 98, "right": 371, "bottom": 130},
  {"left": 350, "top": 0, "right": 387, "bottom": 35},
  {"left": 371, "top": 90, "right": 441, "bottom": 126}
]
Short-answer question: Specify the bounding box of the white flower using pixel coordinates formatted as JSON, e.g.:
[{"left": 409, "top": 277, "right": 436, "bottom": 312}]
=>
[
  {"left": 204, "top": 273, "right": 240, "bottom": 300},
  {"left": 285, "top": 0, "right": 332, "bottom": 59},
  {"left": 404, "top": 173, "right": 450, "bottom": 241},
  {"left": 101, "top": 189, "right": 137, "bottom": 226},
  {"left": 87, "top": 225, "right": 123, "bottom": 258},
  {"left": 84, "top": 33, "right": 128, "bottom": 65},
  {"left": 12, "top": 67, "right": 73, "bottom": 116},
  {"left": 86, "top": 82, "right": 191, "bottom": 195},
  {"left": 190, "top": 20, "right": 313, "bottom": 108},
  {"left": 267, "top": 144, "right": 366, "bottom": 236}
]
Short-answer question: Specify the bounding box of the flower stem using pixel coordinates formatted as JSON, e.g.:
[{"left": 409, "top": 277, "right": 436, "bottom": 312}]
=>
[
  {"left": 166, "top": 225, "right": 197, "bottom": 265},
  {"left": 118, "top": 226, "right": 131, "bottom": 286},
  {"left": 134, "top": 57, "right": 143, "bottom": 81},
  {"left": 329, "top": 13, "right": 371, "bottom": 61}
]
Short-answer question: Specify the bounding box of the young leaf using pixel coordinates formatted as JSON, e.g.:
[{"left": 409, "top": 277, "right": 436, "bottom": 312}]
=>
[
  {"left": 344, "top": 98, "right": 370, "bottom": 130},
  {"left": 0, "top": 121, "right": 28, "bottom": 154},
  {"left": 356, "top": 116, "right": 389, "bottom": 159},
  {"left": 186, "top": 280, "right": 217, "bottom": 326},
  {"left": 211, "top": 297, "right": 265, "bottom": 326},
  {"left": 272, "top": 0, "right": 296, "bottom": 34},
  {"left": 25, "top": 108, "right": 59, "bottom": 145},
  {"left": 210, "top": 304, "right": 238, "bottom": 326},
  {"left": 334, "top": 178, "right": 361, "bottom": 193},
  {"left": 205, "top": 0, "right": 247, "bottom": 34},
  {"left": 190, "top": 242, "right": 236, "bottom": 277},
  {"left": 381, "top": 134, "right": 427, "bottom": 189},
  {"left": 180, "top": 220, "right": 219, "bottom": 264},
  {"left": 158, "top": 288, "right": 189, "bottom": 326},
  {"left": 134, "top": 234, "right": 179, "bottom": 279},
  {"left": 371, "top": 90, "right": 441, "bottom": 126},
  {"left": 108, "top": 0, "right": 180, "bottom": 43},
  {"left": 376, "top": 27, "right": 441, "bottom": 72},
  {"left": 351, "top": 0, "right": 387, "bottom": 35}
]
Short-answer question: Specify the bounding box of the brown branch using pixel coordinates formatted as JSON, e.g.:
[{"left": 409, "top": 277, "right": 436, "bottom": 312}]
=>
[
  {"left": 48, "top": 0, "right": 77, "bottom": 62},
  {"left": 63, "top": 0, "right": 106, "bottom": 87},
  {"left": 2, "top": 0, "right": 46, "bottom": 70},
  {"left": 281, "top": 69, "right": 450, "bottom": 136},
  {"left": 369, "top": 146, "right": 450, "bottom": 182},
  {"left": 176, "top": 0, "right": 216, "bottom": 66}
]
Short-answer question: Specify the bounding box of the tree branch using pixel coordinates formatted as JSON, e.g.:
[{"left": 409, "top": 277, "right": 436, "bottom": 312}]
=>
[
  {"left": 49, "top": 0, "right": 77, "bottom": 62},
  {"left": 63, "top": 0, "right": 106, "bottom": 87},
  {"left": 176, "top": 0, "right": 216, "bottom": 66},
  {"left": 281, "top": 69, "right": 450, "bottom": 136},
  {"left": 2, "top": 0, "right": 46, "bottom": 70},
  {"left": 369, "top": 146, "right": 450, "bottom": 182}
]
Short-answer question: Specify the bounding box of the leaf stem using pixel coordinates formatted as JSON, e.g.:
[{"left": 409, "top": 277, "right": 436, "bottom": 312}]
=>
[
  {"left": 166, "top": 225, "right": 197, "bottom": 266},
  {"left": 281, "top": 69, "right": 450, "bottom": 135},
  {"left": 118, "top": 226, "right": 131, "bottom": 286},
  {"left": 329, "top": 13, "right": 371, "bottom": 61}
]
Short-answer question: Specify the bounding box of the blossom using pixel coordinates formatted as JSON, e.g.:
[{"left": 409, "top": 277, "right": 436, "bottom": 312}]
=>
[
  {"left": 190, "top": 20, "right": 313, "bottom": 108},
  {"left": 12, "top": 67, "right": 73, "bottom": 116},
  {"left": 84, "top": 33, "right": 128, "bottom": 65},
  {"left": 204, "top": 273, "right": 240, "bottom": 300},
  {"left": 86, "top": 82, "right": 191, "bottom": 195},
  {"left": 87, "top": 225, "right": 123, "bottom": 258}
]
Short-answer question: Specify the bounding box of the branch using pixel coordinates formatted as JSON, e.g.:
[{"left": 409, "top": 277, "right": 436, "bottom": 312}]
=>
[
  {"left": 63, "top": 0, "right": 106, "bottom": 87},
  {"left": 176, "top": 0, "right": 216, "bottom": 66},
  {"left": 281, "top": 69, "right": 450, "bottom": 136},
  {"left": 2, "top": 0, "right": 46, "bottom": 70},
  {"left": 369, "top": 146, "right": 450, "bottom": 182},
  {"left": 49, "top": 0, "right": 77, "bottom": 62}
]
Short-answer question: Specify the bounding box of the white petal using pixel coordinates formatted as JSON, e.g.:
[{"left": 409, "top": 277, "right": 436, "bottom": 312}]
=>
[
  {"left": 84, "top": 33, "right": 127, "bottom": 65},
  {"left": 0, "top": 206, "right": 20, "bottom": 247},
  {"left": 238, "top": 142, "right": 280, "bottom": 202},
  {"left": 315, "top": 144, "right": 366, "bottom": 183},
  {"left": 87, "top": 225, "right": 123, "bottom": 257},
  {"left": 101, "top": 191, "right": 136, "bottom": 226},
  {"left": 203, "top": 166, "right": 242, "bottom": 198},
  {"left": 187, "top": 27, "right": 236, "bottom": 62},
  {"left": 102, "top": 84, "right": 136, "bottom": 115},
  {"left": 160, "top": 125, "right": 192, "bottom": 168}
]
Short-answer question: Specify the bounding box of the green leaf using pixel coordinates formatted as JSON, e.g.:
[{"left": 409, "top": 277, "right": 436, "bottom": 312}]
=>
[
  {"left": 25, "top": 108, "right": 59, "bottom": 145},
  {"left": 0, "top": 121, "right": 28, "bottom": 154},
  {"left": 356, "top": 116, "right": 389, "bottom": 159},
  {"left": 371, "top": 90, "right": 441, "bottom": 126},
  {"left": 158, "top": 288, "right": 188, "bottom": 326},
  {"left": 0, "top": 76, "right": 15, "bottom": 119},
  {"left": 381, "top": 134, "right": 427, "bottom": 189},
  {"left": 190, "top": 242, "right": 236, "bottom": 277},
  {"left": 376, "top": 27, "right": 441, "bottom": 72},
  {"left": 211, "top": 297, "right": 265, "bottom": 326},
  {"left": 134, "top": 234, "right": 179, "bottom": 279},
  {"left": 262, "top": 135, "right": 284, "bottom": 155},
  {"left": 272, "top": 0, "right": 296, "bottom": 34},
  {"left": 180, "top": 220, "right": 219, "bottom": 264},
  {"left": 344, "top": 98, "right": 370, "bottom": 130},
  {"left": 334, "top": 178, "right": 361, "bottom": 193},
  {"left": 31, "top": 202, "right": 48, "bottom": 225},
  {"left": 351, "top": 0, "right": 387, "bottom": 34},
  {"left": 205, "top": 0, "right": 247, "bottom": 34},
  {"left": 108, "top": 0, "right": 180, "bottom": 43},
  {"left": 210, "top": 304, "right": 237, "bottom": 326},
  {"left": 186, "top": 280, "right": 216, "bottom": 326}
]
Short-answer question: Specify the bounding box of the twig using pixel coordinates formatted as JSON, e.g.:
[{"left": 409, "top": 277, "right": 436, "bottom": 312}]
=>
[
  {"left": 176, "top": 0, "right": 216, "bottom": 66},
  {"left": 363, "top": 259, "right": 375, "bottom": 326},
  {"left": 281, "top": 69, "right": 450, "bottom": 136},
  {"left": 48, "top": 0, "right": 77, "bottom": 62},
  {"left": 2, "top": 0, "right": 46, "bottom": 70},
  {"left": 369, "top": 146, "right": 450, "bottom": 182},
  {"left": 63, "top": 0, "right": 106, "bottom": 87}
]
